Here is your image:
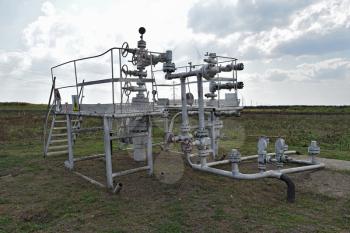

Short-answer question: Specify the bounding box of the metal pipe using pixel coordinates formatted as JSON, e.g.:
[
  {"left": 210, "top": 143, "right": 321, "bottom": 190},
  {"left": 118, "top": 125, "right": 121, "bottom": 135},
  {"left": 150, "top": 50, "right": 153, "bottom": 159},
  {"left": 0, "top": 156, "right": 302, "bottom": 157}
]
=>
[
  {"left": 112, "top": 166, "right": 150, "bottom": 178},
  {"left": 103, "top": 117, "right": 113, "bottom": 189},
  {"left": 73, "top": 171, "right": 106, "bottom": 188},
  {"left": 74, "top": 154, "right": 105, "bottom": 162},
  {"left": 206, "top": 151, "right": 297, "bottom": 167},
  {"left": 279, "top": 163, "right": 325, "bottom": 174},
  {"left": 65, "top": 114, "right": 74, "bottom": 170},
  {"left": 147, "top": 116, "right": 153, "bottom": 175},
  {"left": 180, "top": 78, "right": 189, "bottom": 136},
  {"left": 197, "top": 75, "right": 205, "bottom": 131}
]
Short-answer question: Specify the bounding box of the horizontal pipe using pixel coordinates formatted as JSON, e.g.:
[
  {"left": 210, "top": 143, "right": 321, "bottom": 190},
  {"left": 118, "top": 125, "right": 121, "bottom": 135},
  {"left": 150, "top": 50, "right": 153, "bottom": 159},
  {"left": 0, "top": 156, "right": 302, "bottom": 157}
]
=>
[
  {"left": 279, "top": 163, "right": 325, "bottom": 174},
  {"left": 285, "top": 158, "right": 314, "bottom": 165},
  {"left": 73, "top": 171, "right": 106, "bottom": 188},
  {"left": 112, "top": 166, "right": 150, "bottom": 178},
  {"left": 206, "top": 151, "right": 297, "bottom": 167},
  {"left": 191, "top": 164, "right": 282, "bottom": 180}
]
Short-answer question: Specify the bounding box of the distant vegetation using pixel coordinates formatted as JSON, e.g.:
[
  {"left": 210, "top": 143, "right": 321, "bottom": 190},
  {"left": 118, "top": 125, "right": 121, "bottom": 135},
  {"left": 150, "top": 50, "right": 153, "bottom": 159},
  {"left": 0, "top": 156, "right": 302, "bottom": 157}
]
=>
[
  {"left": 243, "top": 105, "right": 350, "bottom": 114},
  {"left": 0, "top": 102, "right": 46, "bottom": 111}
]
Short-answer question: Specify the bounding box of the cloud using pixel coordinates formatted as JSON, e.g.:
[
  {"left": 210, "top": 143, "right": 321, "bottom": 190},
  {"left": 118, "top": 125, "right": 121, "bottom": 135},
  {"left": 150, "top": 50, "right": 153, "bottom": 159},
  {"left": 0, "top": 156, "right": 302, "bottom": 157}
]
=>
[
  {"left": 260, "top": 58, "right": 350, "bottom": 82},
  {"left": 274, "top": 28, "right": 350, "bottom": 56},
  {"left": 187, "top": 0, "right": 350, "bottom": 59},
  {"left": 0, "top": 51, "right": 31, "bottom": 76},
  {"left": 187, "top": 0, "right": 314, "bottom": 36}
]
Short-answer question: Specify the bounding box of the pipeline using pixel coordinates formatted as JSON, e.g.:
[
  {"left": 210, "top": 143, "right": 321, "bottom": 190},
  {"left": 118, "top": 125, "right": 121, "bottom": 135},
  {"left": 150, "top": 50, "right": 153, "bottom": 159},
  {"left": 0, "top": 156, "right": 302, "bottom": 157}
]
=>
[
  {"left": 185, "top": 152, "right": 324, "bottom": 202},
  {"left": 280, "top": 174, "right": 295, "bottom": 203}
]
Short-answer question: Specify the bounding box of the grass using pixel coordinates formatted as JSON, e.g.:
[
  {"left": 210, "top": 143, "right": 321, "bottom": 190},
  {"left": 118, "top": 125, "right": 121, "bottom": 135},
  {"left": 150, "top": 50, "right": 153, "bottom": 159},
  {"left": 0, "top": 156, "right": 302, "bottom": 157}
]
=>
[{"left": 1, "top": 103, "right": 350, "bottom": 232}]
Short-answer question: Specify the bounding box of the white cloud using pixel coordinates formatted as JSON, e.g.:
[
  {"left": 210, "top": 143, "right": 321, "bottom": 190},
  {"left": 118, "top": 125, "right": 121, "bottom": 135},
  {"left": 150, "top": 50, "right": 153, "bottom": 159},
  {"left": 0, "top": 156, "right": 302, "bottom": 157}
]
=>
[
  {"left": 187, "top": 0, "right": 350, "bottom": 59},
  {"left": 250, "top": 58, "right": 350, "bottom": 82},
  {"left": 0, "top": 0, "right": 349, "bottom": 105},
  {"left": 0, "top": 51, "right": 31, "bottom": 76}
]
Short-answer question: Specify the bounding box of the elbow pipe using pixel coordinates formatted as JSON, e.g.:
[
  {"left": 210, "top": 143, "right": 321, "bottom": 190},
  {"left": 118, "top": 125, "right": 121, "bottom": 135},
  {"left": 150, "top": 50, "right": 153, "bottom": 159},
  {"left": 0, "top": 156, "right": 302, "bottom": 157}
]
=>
[{"left": 279, "top": 174, "right": 295, "bottom": 203}]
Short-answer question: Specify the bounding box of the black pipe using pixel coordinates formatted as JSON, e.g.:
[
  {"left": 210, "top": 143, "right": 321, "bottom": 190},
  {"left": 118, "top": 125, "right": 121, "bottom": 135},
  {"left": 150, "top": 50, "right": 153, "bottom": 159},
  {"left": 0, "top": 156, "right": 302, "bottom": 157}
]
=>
[{"left": 280, "top": 174, "right": 295, "bottom": 203}]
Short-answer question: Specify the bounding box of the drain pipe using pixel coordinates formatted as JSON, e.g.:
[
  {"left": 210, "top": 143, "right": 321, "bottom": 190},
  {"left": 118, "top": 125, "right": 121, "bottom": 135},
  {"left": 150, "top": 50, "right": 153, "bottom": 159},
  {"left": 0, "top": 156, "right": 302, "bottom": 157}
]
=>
[{"left": 279, "top": 174, "right": 295, "bottom": 202}]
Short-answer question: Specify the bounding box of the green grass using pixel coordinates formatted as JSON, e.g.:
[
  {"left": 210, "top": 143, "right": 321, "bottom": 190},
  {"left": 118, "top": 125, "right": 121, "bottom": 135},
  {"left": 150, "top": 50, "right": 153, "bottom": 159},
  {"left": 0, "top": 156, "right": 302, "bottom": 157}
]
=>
[{"left": 1, "top": 104, "right": 350, "bottom": 232}]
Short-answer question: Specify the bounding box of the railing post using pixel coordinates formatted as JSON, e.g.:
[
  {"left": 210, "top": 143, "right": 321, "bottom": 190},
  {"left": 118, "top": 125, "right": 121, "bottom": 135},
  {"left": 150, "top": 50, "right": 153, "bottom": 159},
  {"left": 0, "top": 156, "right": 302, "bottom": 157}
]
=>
[{"left": 111, "top": 49, "right": 115, "bottom": 113}]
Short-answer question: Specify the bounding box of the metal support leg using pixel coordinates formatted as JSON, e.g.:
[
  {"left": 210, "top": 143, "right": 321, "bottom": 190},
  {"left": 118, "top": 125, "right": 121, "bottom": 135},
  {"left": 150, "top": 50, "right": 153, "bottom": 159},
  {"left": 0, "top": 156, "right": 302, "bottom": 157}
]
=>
[
  {"left": 147, "top": 116, "right": 153, "bottom": 175},
  {"left": 210, "top": 112, "right": 216, "bottom": 159},
  {"left": 65, "top": 114, "right": 74, "bottom": 170},
  {"left": 103, "top": 117, "right": 113, "bottom": 189}
]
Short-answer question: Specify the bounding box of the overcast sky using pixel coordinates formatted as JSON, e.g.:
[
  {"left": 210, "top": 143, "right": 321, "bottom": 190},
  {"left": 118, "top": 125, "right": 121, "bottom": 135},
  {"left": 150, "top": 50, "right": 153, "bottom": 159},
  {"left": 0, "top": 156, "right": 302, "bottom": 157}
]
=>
[{"left": 0, "top": 0, "right": 349, "bottom": 105}]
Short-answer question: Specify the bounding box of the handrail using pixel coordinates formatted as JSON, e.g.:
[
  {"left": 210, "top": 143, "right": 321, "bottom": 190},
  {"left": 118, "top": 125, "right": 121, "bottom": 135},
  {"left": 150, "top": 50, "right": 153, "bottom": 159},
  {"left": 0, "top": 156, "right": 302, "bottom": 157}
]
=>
[
  {"left": 51, "top": 47, "right": 122, "bottom": 70},
  {"left": 46, "top": 76, "right": 56, "bottom": 111},
  {"left": 43, "top": 103, "right": 55, "bottom": 157}
]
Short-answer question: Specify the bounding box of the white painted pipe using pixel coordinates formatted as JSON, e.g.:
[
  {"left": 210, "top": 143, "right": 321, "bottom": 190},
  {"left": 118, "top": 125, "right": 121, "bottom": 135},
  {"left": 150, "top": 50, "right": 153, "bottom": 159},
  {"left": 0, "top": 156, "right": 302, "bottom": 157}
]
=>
[
  {"left": 279, "top": 163, "right": 325, "bottom": 174},
  {"left": 73, "top": 171, "right": 106, "bottom": 188},
  {"left": 206, "top": 151, "right": 297, "bottom": 167},
  {"left": 112, "top": 166, "right": 150, "bottom": 178}
]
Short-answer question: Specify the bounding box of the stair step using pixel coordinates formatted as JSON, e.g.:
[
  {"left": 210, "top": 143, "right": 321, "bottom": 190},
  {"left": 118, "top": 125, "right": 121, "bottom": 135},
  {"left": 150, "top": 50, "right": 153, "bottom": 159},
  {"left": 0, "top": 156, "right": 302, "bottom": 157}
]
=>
[
  {"left": 53, "top": 127, "right": 67, "bottom": 130},
  {"left": 52, "top": 133, "right": 67, "bottom": 137},
  {"left": 49, "top": 145, "right": 68, "bottom": 150},
  {"left": 46, "top": 150, "right": 68, "bottom": 156},
  {"left": 55, "top": 120, "right": 80, "bottom": 123},
  {"left": 51, "top": 139, "right": 68, "bottom": 144}
]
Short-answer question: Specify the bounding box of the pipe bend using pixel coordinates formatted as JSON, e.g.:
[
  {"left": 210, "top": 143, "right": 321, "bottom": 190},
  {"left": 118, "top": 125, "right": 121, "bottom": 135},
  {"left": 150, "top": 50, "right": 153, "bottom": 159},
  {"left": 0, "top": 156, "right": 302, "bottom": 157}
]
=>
[{"left": 279, "top": 174, "right": 295, "bottom": 203}]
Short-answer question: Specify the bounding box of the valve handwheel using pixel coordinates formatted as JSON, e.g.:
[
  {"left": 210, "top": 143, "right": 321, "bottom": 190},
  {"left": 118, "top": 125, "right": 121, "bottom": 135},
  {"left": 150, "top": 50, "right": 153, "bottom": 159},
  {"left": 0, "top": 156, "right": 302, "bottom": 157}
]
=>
[
  {"left": 131, "top": 54, "right": 138, "bottom": 66},
  {"left": 123, "top": 81, "right": 132, "bottom": 96},
  {"left": 121, "top": 64, "right": 129, "bottom": 78},
  {"left": 121, "top": 42, "right": 129, "bottom": 57}
]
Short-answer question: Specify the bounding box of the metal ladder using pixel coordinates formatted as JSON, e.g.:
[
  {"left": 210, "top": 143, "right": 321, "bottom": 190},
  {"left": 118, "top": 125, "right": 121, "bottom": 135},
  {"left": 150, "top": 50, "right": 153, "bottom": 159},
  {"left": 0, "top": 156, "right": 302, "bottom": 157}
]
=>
[{"left": 44, "top": 113, "right": 81, "bottom": 157}]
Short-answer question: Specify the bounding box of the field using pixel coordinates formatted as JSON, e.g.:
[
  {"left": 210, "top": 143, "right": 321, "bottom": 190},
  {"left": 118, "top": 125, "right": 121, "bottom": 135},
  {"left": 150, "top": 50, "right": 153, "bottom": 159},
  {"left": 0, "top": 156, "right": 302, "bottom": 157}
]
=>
[{"left": 1, "top": 103, "right": 350, "bottom": 232}]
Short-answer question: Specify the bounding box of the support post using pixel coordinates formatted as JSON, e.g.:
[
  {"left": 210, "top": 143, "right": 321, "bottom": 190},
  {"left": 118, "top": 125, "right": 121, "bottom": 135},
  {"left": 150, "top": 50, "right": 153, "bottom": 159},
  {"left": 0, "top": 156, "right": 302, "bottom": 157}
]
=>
[
  {"left": 103, "top": 117, "right": 113, "bottom": 189},
  {"left": 147, "top": 116, "right": 153, "bottom": 175},
  {"left": 210, "top": 111, "right": 216, "bottom": 159},
  {"left": 65, "top": 114, "right": 74, "bottom": 170}
]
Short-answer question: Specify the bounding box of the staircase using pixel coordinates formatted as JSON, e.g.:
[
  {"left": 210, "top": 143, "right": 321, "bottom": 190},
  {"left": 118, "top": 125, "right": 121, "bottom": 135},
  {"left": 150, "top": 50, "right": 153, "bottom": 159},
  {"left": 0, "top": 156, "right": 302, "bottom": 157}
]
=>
[{"left": 44, "top": 114, "right": 81, "bottom": 157}]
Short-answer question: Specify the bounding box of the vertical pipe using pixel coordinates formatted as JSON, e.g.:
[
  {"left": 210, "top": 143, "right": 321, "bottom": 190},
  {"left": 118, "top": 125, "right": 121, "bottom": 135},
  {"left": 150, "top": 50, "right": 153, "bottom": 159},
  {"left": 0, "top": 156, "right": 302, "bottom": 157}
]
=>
[
  {"left": 197, "top": 75, "right": 207, "bottom": 166},
  {"left": 118, "top": 49, "right": 123, "bottom": 113},
  {"left": 150, "top": 53, "right": 155, "bottom": 111},
  {"left": 180, "top": 77, "right": 189, "bottom": 136},
  {"left": 103, "top": 117, "right": 113, "bottom": 189},
  {"left": 197, "top": 75, "right": 205, "bottom": 130},
  {"left": 173, "top": 81, "right": 176, "bottom": 105},
  {"left": 111, "top": 50, "right": 115, "bottom": 113},
  {"left": 147, "top": 116, "right": 153, "bottom": 175},
  {"left": 210, "top": 111, "right": 216, "bottom": 159},
  {"left": 66, "top": 114, "right": 74, "bottom": 170}
]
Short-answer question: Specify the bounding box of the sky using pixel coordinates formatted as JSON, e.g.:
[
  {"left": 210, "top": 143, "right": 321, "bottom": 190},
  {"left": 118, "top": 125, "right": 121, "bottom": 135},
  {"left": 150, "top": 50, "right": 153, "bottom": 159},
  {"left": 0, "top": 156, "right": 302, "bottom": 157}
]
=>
[{"left": 0, "top": 0, "right": 349, "bottom": 105}]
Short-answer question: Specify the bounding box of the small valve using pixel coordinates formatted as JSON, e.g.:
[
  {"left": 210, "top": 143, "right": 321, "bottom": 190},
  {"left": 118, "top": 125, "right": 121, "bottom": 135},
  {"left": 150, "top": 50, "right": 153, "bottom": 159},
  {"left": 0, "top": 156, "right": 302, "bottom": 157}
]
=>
[
  {"left": 275, "top": 137, "right": 288, "bottom": 168},
  {"left": 229, "top": 149, "right": 241, "bottom": 163},
  {"left": 308, "top": 141, "right": 320, "bottom": 164},
  {"left": 257, "top": 136, "right": 269, "bottom": 171},
  {"left": 308, "top": 141, "right": 320, "bottom": 155}
]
